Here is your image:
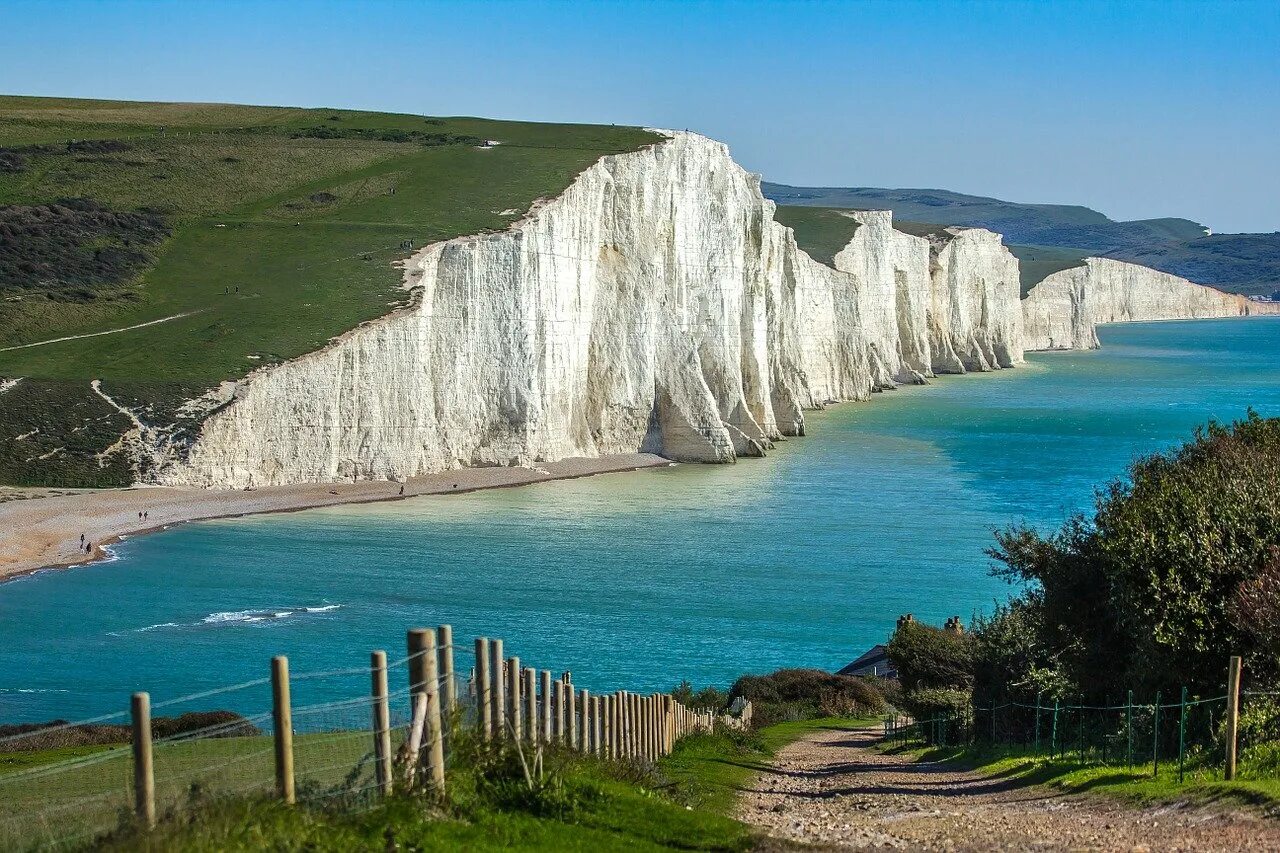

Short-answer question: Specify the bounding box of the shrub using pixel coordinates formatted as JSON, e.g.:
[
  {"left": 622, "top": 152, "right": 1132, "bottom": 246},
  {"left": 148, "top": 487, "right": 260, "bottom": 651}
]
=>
[
  {"left": 0, "top": 198, "right": 169, "bottom": 297},
  {"left": 0, "top": 711, "right": 260, "bottom": 752},
  {"left": 729, "top": 668, "right": 887, "bottom": 726},
  {"left": 990, "top": 412, "right": 1280, "bottom": 697},
  {"left": 887, "top": 620, "right": 975, "bottom": 693}
]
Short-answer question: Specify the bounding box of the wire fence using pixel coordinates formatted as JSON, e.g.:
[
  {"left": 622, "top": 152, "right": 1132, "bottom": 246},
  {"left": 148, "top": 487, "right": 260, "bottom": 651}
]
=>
[
  {"left": 883, "top": 657, "right": 1279, "bottom": 785},
  {"left": 0, "top": 625, "right": 736, "bottom": 852}
]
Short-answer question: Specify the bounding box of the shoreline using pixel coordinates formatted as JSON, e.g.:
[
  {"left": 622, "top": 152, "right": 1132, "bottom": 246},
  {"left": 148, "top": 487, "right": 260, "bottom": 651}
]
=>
[{"left": 0, "top": 453, "right": 673, "bottom": 583}]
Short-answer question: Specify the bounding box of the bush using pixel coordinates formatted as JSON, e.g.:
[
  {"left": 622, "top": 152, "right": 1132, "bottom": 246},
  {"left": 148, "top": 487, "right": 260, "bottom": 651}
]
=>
[
  {"left": 990, "top": 412, "right": 1280, "bottom": 697},
  {"left": 729, "top": 668, "right": 887, "bottom": 726},
  {"left": 0, "top": 711, "right": 260, "bottom": 752},
  {"left": 0, "top": 198, "right": 169, "bottom": 297},
  {"left": 887, "top": 620, "right": 975, "bottom": 694}
]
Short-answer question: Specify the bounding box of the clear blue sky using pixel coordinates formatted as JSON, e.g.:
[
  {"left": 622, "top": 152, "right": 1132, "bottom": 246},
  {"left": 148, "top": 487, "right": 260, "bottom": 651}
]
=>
[{"left": 3, "top": 0, "right": 1278, "bottom": 232}]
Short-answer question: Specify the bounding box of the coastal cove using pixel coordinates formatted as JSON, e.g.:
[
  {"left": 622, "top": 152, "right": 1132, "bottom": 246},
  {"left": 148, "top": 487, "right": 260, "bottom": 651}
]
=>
[{"left": 1, "top": 317, "right": 1278, "bottom": 723}]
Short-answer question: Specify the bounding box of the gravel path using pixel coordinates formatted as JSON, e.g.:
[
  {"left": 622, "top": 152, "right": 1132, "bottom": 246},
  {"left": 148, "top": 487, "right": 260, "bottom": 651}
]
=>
[{"left": 738, "top": 724, "right": 1280, "bottom": 851}]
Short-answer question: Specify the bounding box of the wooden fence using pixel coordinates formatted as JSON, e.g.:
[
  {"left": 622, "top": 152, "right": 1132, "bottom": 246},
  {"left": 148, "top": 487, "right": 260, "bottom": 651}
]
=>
[{"left": 120, "top": 624, "right": 739, "bottom": 830}]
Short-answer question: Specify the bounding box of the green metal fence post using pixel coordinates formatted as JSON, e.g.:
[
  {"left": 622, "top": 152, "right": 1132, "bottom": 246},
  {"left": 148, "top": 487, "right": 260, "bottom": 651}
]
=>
[
  {"left": 1078, "top": 696, "right": 1084, "bottom": 762},
  {"left": 1034, "top": 694, "right": 1042, "bottom": 755},
  {"left": 1178, "top": 686, "right": 1187, "bottom": 784},
  {"left": 1102, "top": 696, "right": 1109, "bottom": 764},
  {"left": 1152, "top": 691, "right": 1162, "bottom": 778},
  {"left": 1126, "top": 690, "right": 1133, "bottom": 770},
  {"left": 1052, "top": 700, "right": 1059, "bottom": 759}
]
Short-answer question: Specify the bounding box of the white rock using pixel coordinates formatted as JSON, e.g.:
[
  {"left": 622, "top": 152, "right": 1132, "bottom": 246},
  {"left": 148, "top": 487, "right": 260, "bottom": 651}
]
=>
[
  {"left": 154, "top": 132, "right": 1251, "bottom": 489},
  {"left": 1022, "top": 257, "right": 1280, "bottom": 351}
]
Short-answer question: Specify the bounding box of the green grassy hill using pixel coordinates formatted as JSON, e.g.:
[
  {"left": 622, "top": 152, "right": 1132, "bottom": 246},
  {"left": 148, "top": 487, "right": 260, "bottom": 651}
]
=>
[
  {"left": 770, "top": 205, "right": 864, "bottom": 266},
  {"left": 763, "top": 182, "right": 1280, "bottom": 297},
  {"left": 0, "top": 96, "right": 658, "bottom": 486}
]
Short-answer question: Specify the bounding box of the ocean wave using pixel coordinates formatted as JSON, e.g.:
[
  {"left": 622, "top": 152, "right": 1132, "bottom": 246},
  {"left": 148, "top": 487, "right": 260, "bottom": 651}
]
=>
[
  {"left": 111, "top": 604, "right": 342, "bottom": 635},
  {"left": 0, "top": 687, "right": 71, "bottom": 694}
]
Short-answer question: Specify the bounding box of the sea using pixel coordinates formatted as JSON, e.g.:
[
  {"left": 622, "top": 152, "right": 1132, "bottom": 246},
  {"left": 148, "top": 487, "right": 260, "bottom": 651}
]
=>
[{"left": 2, "top": 317, "right": 1277, "bottom": 723}]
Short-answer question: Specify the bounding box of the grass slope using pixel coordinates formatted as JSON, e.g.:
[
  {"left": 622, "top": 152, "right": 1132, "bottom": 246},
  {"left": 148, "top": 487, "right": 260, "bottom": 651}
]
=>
[
  {"left": 888, "top": 741, "right": 1280, "bottom": 811},
  {"left": 1006, "top": 243, "right": 1090, "bottom": 296},
  {"left": 763, "top": 181, "right": 1280, "bottom": 296},
  {"left": 0, "top": 96, "right": 658, "bottom": 486},
  {"left": 771, "top": 204, "right": 863, "bottom": 267},
  {"left": 3, "top": 717, "right": 866, "bottom": 852}
]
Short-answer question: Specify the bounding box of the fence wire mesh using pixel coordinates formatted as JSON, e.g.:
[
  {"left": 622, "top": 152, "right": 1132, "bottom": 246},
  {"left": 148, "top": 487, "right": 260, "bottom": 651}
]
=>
[
  {"left": 1, "top": 634, "right": 724, "bottom": 851},
  {"left": 885, "top": 686, "right": 1278, "bottom": 785}
]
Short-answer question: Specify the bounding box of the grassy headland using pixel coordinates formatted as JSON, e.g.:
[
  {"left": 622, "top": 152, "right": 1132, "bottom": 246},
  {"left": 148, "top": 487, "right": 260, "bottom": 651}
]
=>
[{"left": 0, "top": 95, "right": 658, "bottom": 486}]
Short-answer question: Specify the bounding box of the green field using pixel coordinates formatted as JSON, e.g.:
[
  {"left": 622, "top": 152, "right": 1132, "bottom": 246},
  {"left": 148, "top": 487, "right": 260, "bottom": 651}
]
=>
[
  {"left": 0, "top": 96, "right": 658, "bottom": 486},
  {"left": 771, "top": 204, "right": 865, "bottom": 267},
  {"left": 1006, "top": 243, "right": 1090, "bottom": 296}
]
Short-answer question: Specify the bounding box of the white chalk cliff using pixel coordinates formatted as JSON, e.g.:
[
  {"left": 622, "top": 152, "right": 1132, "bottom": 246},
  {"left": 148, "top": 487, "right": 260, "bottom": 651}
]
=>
[
  {"left": 157, "top": 132, "right": 1024, "bottom": 488},
  {"left": 153, "top": 131, "right": 1267, "bottom": 488},
  {"left": 1022, "top": 257, "right": 1279, "bottom": 351}
]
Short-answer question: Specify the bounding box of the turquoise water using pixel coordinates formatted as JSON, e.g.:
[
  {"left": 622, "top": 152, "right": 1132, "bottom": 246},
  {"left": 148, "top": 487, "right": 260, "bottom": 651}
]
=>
[{"left": 2, "top": 318, "right": 1278, "bottom": 722}]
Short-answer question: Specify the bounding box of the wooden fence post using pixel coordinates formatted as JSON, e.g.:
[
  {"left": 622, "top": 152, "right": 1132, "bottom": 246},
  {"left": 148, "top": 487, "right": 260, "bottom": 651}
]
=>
[
  {"left": 271, "top": 656, "right": 295, "bottom": 805},
  {"left": 1226, "top": 655, "right": 1243, "bottom": 780},
  {"left": 491, "top": 639, "right": 506, "bottom": 739},
  {"left": 603, "top": 694, "right": 613, "bottom": 758},
  {"left": 664, "top": 695, "right": 673, "bottom": 754},
  {"left": 131, "top": 691, "right": 155, "bottom": 828},
  {"left": 438, "top": 625, "right": 456, "bottom": 718},
  {"left": 580, "top": 689, "right": 591, "bottom": 753},
  {"left": 508, "top": 656, "right": 522, "bottom": 743},
  {"left": 408, "top": 629, "right": 429, "bottom": 712},
  {"left": 540, "top": 670, "right": 553, "bottom": 744},
  {"left": 423, "top": 631, "right": 445, "bottom": 793},
  {"left": 631, "top": 692, "right": 640, "bottom": 757},
  {"left": 567, "top": 680, "right": 577, "bottom": 748},
  {"left": 371, "top": 651, "right": 393, "bottom": 796},
  {"left": 553, "top": 679, "right": 565, "bottom": 742},
  {"left": 475, "top": 638, "right": 492, "bottom": 739},
  {"left": 619, "top": 691, "right": 629, "bottom": 757},
  {"left": 524, "top": 667, "right": 538, "bottom": 744}
]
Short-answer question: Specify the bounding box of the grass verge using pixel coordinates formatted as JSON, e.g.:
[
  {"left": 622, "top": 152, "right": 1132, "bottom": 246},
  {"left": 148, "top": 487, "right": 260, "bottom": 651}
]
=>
[
  {"left": 881, "top": 739, "right": 1280, "bottom": 812},
  {"left": 6, "top": 716, "right": 869, "bottom": 851}
]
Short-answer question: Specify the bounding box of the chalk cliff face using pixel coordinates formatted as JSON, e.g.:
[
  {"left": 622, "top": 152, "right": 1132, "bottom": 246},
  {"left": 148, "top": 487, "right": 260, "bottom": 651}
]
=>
[
  {"left": 827, "top": 213, "right": 1023, "bottom": 381},
  {"left": 156, "top": 132, "right": 1030, "bottom": 488},
  {"left": 1022, "top": 257, "right": 1279, "bottom": 351}
]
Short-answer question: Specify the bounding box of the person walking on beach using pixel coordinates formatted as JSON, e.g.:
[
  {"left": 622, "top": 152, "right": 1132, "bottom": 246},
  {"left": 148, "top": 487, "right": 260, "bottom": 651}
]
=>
[
  {"left": 138, "top": 511, "right": 143, "bottom": 520},
  {"left": 143, "top": 511, "right": 148, "bottom": 521},
  {"left": 80, "top": 533, "right": 85, "bottom": 545},
  {"left": 399, "top": 484, "right": 404, "bottom": 496}
]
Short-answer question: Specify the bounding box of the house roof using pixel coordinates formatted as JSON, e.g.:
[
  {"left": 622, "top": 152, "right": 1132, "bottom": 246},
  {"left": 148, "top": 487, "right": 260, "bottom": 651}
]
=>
[{"left": 837, "top": 644, "right": 896, "bottom": 678}]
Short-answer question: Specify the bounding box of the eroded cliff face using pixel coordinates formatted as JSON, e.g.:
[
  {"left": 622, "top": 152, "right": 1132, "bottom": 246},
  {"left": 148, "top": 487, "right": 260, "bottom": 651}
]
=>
[
  {"left": 1022, "top": 258, "right": 1279, "bottom": 351},
  {"left": 828, "top": 214, "right": 1023, "bottom": 382},
  {"left": 156, "top": 133, "right": 1022, "bottom": 488}
]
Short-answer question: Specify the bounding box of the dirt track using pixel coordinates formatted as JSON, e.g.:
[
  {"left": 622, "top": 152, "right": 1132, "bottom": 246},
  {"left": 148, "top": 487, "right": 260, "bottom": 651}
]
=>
[{"left": 738, "top": 724, "right": 1280, "bottom": 851}]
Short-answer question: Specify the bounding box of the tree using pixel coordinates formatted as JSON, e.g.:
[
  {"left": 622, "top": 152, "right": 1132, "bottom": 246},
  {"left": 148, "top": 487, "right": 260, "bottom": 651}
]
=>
[{"left": 988, "top": 412, "right": 1280, "bottom": 697}]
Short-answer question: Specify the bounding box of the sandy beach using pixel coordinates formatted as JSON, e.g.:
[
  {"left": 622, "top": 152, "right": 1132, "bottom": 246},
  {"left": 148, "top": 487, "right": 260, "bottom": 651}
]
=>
[{"left": 0, "top": 454, "right": 671, "bottom": 582}]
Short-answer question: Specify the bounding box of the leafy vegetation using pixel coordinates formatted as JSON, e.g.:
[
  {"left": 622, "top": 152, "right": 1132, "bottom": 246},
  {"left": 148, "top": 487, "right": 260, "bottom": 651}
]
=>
[
  {"left": 0, "top": 95, "right": 659, "bottom": 486},
  {"left": 728, "top": 668, "right": 889, "bottom": 726},
  {"left": 889, "top": 413, "right": 1280, "bottom": 715}
]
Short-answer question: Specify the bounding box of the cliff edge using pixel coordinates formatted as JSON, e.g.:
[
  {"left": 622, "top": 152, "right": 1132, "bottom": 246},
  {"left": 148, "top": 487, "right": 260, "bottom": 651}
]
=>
[{"left": 1023, "top": 257, "right": 1280, "bottom": 351}]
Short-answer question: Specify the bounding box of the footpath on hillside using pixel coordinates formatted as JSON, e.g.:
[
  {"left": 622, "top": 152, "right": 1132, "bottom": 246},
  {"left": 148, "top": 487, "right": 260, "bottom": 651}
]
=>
[{"left": 738, "top": 724, "right": 1280, "bottom": 851}]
